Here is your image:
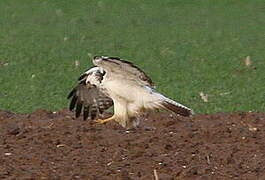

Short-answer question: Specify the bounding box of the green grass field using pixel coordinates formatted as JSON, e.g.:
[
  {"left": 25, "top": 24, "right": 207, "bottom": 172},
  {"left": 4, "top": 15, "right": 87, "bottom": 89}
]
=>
[{"left": 0, "top": 0, "right": 264, "bottom": 114}]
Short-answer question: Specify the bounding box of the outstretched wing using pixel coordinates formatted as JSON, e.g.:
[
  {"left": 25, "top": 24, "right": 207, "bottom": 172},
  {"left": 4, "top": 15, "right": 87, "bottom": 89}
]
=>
[
  {"left": 93, "top": 56, "right": 154, "bottom": 87},
  {"left": 67, "top": 68, "right": 113, "bottom": 120}
]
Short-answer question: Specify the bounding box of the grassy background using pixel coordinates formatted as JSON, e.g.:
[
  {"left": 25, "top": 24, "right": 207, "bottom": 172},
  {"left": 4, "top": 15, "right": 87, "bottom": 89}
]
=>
[{"left": 0, "top": 0, "right": 264, "bottom": 114}]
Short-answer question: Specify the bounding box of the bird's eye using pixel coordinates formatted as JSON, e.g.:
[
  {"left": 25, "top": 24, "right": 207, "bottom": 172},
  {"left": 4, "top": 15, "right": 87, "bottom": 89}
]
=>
[
  {"left": 93, "top": 56, "right": 101, "bottom": 60},
  {"left": 93, "top": 56, "right": 103, "bottom": 63}
]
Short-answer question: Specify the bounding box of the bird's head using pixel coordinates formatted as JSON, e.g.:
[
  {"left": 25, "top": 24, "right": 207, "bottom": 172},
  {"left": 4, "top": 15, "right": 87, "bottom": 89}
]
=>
[
  {"left": 92, "top": 56, "right": 122, "bottom": 68},
  {"left": 93, "top": 56, "right": 106, "bottom": 66}
]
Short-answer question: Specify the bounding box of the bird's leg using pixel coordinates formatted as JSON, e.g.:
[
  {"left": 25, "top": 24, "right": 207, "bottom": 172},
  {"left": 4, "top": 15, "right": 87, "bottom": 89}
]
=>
[{"left": 94, "top": 115, "right": 115, "bottom": 124}]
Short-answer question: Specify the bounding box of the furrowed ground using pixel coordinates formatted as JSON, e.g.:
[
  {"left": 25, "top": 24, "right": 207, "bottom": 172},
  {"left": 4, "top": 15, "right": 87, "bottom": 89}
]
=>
[{"left": 1, "top": 110, "right": 265, "bottom": 179}]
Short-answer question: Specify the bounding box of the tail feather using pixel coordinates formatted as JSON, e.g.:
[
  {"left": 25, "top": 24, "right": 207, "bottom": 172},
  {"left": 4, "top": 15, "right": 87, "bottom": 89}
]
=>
[
  {"left": 142, "top": 87, "right": 193, "bottom": 117},
  {"left": 160, "top": 97, "right": 193, "bottom": 117}
]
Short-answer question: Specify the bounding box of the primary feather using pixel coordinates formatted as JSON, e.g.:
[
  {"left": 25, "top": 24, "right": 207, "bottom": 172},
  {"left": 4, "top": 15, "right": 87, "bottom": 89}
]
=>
[{"left": 67, "top": 67, "right": 113, "bottom": 120}]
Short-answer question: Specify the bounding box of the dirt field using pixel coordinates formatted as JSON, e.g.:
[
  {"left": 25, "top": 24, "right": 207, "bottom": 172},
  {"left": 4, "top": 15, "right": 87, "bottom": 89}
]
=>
[{"left": 0, "top": 109, "right": 265, "bottom": 180}]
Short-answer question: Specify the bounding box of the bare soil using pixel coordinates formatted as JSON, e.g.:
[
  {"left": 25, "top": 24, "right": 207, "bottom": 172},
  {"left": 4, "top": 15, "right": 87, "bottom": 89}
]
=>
[{"left": 0, "top": 109, "right": 265, "bottom": 180}]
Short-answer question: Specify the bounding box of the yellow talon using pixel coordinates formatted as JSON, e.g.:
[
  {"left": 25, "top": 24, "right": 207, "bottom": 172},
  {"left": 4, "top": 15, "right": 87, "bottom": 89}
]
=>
[{"left": 94, "top": 116, "right": 115, "bottom": 124}]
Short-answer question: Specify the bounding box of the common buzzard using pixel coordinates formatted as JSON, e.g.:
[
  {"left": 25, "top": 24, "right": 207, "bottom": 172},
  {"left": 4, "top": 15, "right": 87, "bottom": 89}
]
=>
[{"left": 68, "top": 56, "right": 193, "bottom": 128}]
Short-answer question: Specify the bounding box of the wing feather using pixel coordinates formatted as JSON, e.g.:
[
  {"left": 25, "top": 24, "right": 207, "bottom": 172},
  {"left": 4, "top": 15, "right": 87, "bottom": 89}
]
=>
[
  {"left": 67, "top": 70, "right": 113, "bottom": 120},
  {"left": 83, "top": 106, "right": 90, "bottom": 120},
  {"left": 93, "top": 56, "right": 154, "bottom": 87},
  {"left": 75, "top": 101, "right": 83, "bottom": 118},
  {"left": 69, "top": 94, "right": 77, "bottom": 111},
  {"left": 90, "top": 104, "right": 98, "bottom": 120}
]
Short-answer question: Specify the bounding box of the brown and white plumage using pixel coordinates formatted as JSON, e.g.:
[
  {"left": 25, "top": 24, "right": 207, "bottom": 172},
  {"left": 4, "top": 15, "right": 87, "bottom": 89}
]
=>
[
  {"left": 68, "top": 56, "right": 193, "bottom": 128},
  {"left": 67, "top": 67, "right": 113, "bottom": 120}
]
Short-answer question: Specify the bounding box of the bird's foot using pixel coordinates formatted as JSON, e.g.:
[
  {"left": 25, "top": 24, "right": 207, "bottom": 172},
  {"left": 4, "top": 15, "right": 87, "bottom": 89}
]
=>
[{"left": 94, "top": 116, "right": 115, "bottom": 124}]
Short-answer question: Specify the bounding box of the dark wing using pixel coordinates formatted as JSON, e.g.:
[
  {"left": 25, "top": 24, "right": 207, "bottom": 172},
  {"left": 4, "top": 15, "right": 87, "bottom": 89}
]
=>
[
  {"left": 67, "top": 73, "right": 113, "bottom": 120},
  {"left": 93, "top": 56, "right": 154, "bottom": 87}
]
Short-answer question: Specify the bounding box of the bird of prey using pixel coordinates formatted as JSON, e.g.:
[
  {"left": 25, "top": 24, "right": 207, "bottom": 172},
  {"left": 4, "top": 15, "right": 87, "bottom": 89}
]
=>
[{"left": 67, "top": 56, "right": 193, "bottom": 128}]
